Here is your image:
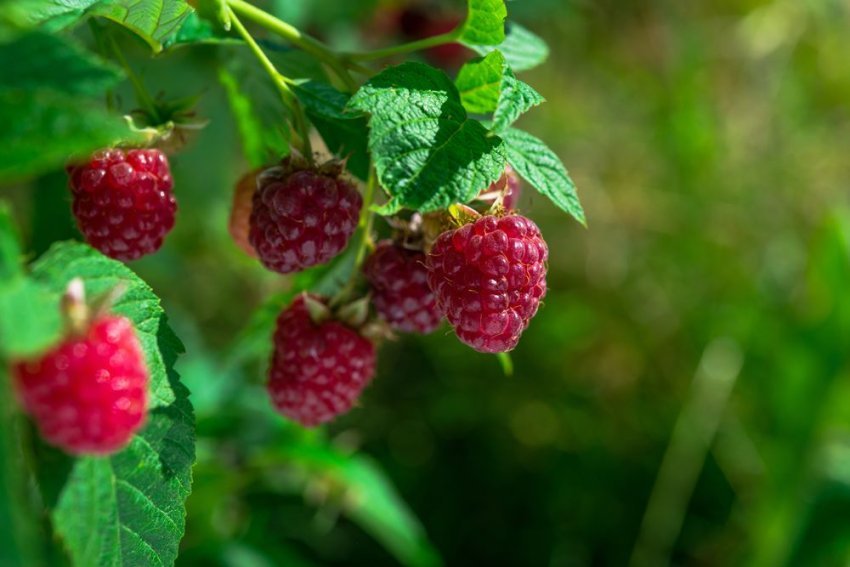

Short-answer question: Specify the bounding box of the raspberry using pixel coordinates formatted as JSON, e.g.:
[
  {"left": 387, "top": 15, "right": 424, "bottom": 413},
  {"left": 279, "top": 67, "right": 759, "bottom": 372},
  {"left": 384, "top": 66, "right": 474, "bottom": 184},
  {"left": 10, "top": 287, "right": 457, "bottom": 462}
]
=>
[
  {"left": 364, "top": 241, "right": 441, "bottom": 334},
  {"left": 249, "top": 159, "right": 362, "bottom": 274},
  {"left": 68, "top": 148, "right": 177, "bottom": 261},
  {"left": 229, "top": 169, "right": 259, "bottom": 257},
  {"left": 12, "top": 315, "right": 149, "bottom": 455},
  {"left": 267, "top": 295, "right": 376, "bottom": 426},
  {"left": 426, "top": 214, "right": 548, "bottom": 353}
]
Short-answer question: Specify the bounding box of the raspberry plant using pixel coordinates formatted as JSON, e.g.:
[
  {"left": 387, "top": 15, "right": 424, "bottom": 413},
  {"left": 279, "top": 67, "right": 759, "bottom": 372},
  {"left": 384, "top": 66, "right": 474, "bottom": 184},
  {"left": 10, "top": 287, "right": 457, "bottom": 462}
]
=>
[{"left": 0, "top": 1, "right": 582, "bottom": 565}]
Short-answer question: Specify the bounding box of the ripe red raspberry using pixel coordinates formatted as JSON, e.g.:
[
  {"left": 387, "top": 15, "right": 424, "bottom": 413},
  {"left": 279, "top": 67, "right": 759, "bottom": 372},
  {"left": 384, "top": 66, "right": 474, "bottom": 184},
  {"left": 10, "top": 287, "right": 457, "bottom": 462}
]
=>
[
  {"left": 12, "top": 315, "right": 149, "bottom": 455},
  {"left": 68, "top": 148, "right": 177, "bottom": 261},
  {"left": 427, "top": 214, "right": 548, "bottom": 353},
  {"left": 267, "top": 295, "right": 376, "bottom": 426},
  {"left": 364, "top": 241, "right": 441, "bottom": 334},
  {"left": 249, "top": 159, "right": 362, "bottom": 274}
]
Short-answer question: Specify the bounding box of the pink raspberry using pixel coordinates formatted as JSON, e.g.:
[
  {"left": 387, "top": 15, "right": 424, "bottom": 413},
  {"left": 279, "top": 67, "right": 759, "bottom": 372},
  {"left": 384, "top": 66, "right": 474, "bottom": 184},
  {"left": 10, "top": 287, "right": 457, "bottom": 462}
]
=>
[
  {"left": 267, "top": 295, "right": 376, "bottom": 426},
  {"left": 68, "top": 148, "right": 176, "bottom": 261},
  {"left": 249, "top": 159, "right": 362, "bottom": 274},
  {"left": 426, "top": 214, "right": 548, "bottom": 353},
  {"left": 12, "top": 315, "right": 149, "bottom": 455},
  {"left": 364, "top": 241, "right": 442, "bottom": 334}
]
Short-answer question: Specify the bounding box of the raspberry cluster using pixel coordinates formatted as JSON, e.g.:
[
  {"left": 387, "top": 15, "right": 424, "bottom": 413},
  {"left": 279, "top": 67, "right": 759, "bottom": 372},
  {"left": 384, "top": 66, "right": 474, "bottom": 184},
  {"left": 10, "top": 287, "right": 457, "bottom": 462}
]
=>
[
  {"left": 12, "top": 314, "right": 149, "bottom": 455},
  {"left": 267, "top": 295, "right": 376, "bottom": 426},
  {"left": 68, "top": 149, "right": 176, "bottom": 261},
  {"left": 426, "top": 214, "right": 547, "bottom": 353}
]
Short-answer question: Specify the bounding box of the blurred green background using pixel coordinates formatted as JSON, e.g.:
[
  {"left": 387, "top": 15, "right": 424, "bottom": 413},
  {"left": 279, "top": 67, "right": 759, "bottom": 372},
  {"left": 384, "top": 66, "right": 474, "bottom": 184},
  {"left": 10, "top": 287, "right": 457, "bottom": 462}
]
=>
[{"left": 8, "top": 0, "right": 850, "bottom": 565}]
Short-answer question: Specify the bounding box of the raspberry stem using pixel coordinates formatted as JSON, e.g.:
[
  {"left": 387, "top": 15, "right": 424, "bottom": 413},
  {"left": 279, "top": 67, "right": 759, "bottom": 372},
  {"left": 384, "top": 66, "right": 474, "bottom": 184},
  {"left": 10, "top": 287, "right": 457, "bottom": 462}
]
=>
[
  {"left": 227, "top": 6, "right": 314, "bottom": 160},
  {"left": 344, "top": 29, "right": 462, "bottom": 62},
  {"left": 98, "top": 23, "right": 161, "bottom": 124},
  {"left": 226, "top": 0, "right": 362, "bottom": 91}
]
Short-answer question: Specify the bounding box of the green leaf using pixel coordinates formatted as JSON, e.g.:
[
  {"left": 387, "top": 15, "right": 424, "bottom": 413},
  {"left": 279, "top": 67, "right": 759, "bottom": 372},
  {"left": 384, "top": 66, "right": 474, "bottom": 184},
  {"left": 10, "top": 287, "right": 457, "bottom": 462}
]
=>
[
  {"left": 258, "top": 438, "right": 441, "bottom": 567},
  {"left": 0, "top": 89, "right": 143, "bottom": 182},
  {"left": 471, "top": 21, "right": 549, "bottom": 72},
  {"left": 30, "top": 242, "right": 195, "bottom": 567},
  {"left": 89, "top": 0, "right": 193, "bottom": 52},
  {"left": 491, "top": 67, "right": 544, "bottom": 133},
  {"left": 2, "top": 0, "right": 101, "bottom": 32},
  {"left": 455, "top": 51, "right": 503, "bottom": 114},
  {"left": 458, "top": 0, "right": 506, "bottom": 47},
  {"left": 294, "top": 81, "right": 370, "bottom": 180},
  {"left": 0, "top": 279, "right": 62, "bottom": 359},
  {"left": 456, "top": 50, "right": 544, "bottom": 132},
  {"left": 164, "top": 11, "right": 240, "bottom": 48},
  {"left": 502, "top": 128, "right": 585, "bottom": 225},
  {"left": 0, "top": 32, "right": 122, "bottom": 96},
  {"left": 348, "top": 62, "right": 506, "bottom": 214},
  {"left": 218, "top": 65, "right": 288, "bottom": 168}
]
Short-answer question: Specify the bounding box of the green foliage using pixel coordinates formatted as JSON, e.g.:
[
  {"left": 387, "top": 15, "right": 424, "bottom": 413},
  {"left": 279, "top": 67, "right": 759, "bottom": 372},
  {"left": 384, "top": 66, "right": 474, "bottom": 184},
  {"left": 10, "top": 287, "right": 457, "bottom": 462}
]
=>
[
  {"left": 0, "top": 32, "right": 122, "bottom": 95},
  {"left": 294, "top": 81, "right": 370, "bottom": 180},
  {"left": 87, "top": 0, "right": 192, "bottom": 52},
  {"left": 0, "top": 90, "right": 142, "bottom": 181},
  {"left": 256, "top": 436, "right": 441, "bottom": 567},
  {"left": 471, "top": 22, "right": 548, "bottom": 72},
  {"left": 0, "top": 29, "right": 141, "bottom": 181},
  {"left": 458, "top": 0, "right": 506, "bottom": 47},
  {"left": 29, "top": 243, "right": 194, "bottom": 567},
  {"left": 349, "top": 62, "right": 505, "bottom": 213},
  {"left": 219, "top": 65, "right": 289, "bottom": 168},
  {"left": 455, "top": 50, "right": 544, "bottom": 132},
  {"left": 501, "top": 127, "right": 584, "bottom": 225}
]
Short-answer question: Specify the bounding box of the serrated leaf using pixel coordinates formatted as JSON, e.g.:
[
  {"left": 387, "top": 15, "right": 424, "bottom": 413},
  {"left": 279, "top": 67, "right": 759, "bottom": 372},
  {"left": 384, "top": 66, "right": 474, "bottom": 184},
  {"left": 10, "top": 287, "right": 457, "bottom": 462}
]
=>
[
  {"left": 89, "top": 0, "right": 192, "bottom": 52},
  {"left": 30, "top": 242, "right": 195, "bottom": 567},
  {"left": 0, "top": 32, "right": 122, "bottom": 96},
  {"left": 218, "top": 65, "right": 288, "bottom": 168},
  {"left": 455, "top": 51, "right": 503, "bottom": 114},
  {"left": 491, "top": 67, "right": 544, "bottom": 133},
  {"left": 0, "top": 89, "right": 144, "bottom": 182},
  {"left": 458, "top": 0, "right": 506, "bottom": 47},
  {"left": 471, "top": 21, "right": 549, "bottom": 72},
  {"left": 294, "top": 81, "right": 370, "bottom": 180},
  {"left": 348, "top": 62, "right": 505, "bottom": 213},
  {"left": 502, "top": 128, "right": 584, "bottom": 225},
  {"left": 456, "top": 50, "right": 544, "bottom": 132}
]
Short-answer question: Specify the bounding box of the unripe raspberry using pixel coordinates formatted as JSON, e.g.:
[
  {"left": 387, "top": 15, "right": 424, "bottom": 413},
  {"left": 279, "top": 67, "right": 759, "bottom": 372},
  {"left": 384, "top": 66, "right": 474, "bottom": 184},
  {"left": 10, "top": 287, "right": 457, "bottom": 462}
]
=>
[
  {"left": 364, "top": 241, "right": 441, "bottom": 334},
  {"left": 68, "top": 148, "right": 176, "bottom": 261},
  {"left": 427, "top": 214, "right": 547, "bottom": 353},
  {"left": 12, "top": 315, "right": 149, "bottom": 455},
  {"left": 249, "top": 158, "right": 362, "bottom": 274},
  {"left": 479, "top": 166, "right": 521, "bottom": 210},
  {"left": 267, "top": 295, "right": 376, "bottom": 426},
  {"left": 229, "top": 169, "right": 259, "bottom": 257}
]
